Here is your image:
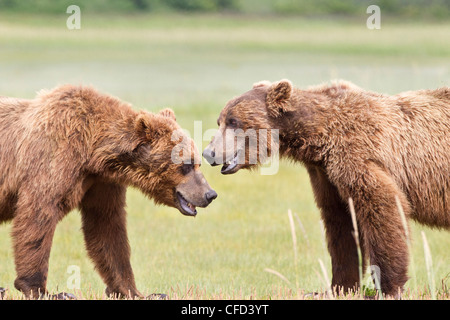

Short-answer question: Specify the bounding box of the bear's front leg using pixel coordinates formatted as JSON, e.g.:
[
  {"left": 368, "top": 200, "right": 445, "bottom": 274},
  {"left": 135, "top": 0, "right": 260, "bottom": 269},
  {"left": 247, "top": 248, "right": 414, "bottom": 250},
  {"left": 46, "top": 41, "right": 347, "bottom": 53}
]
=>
[
  {"left": 333, "top": 162, "right": 410, "bottom": 298},
  {"left": 12, "top": 203, "right": 59, "bottom": 298},
  {"left": 81, "top": 182, "right": 142, "bottom": 299}
]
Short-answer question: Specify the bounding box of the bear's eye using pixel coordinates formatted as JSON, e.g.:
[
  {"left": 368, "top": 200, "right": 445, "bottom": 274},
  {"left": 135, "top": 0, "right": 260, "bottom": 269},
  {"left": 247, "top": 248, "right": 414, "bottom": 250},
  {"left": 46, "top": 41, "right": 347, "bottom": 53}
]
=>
[
  {"left": 181, "top": 163, "right": 194, "bottom": 175},
  {"left": 227, "top": 118, "right": 238, "bottom": 128}
]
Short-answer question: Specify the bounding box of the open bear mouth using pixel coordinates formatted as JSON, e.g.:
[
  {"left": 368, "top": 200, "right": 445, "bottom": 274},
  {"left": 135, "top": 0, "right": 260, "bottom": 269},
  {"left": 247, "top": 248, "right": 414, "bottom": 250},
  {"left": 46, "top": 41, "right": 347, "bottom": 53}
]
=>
[
  {"left": 221, "top": 151, "right": 241, "bottom": 175},
  {"left": 176, "top": 192, "right": 197, "bottom": 216}
]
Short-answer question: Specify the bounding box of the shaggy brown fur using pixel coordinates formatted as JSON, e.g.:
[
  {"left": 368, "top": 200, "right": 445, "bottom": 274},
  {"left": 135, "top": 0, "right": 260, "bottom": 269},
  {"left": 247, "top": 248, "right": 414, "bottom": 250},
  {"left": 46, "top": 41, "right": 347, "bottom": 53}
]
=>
[
  {"left": 0, "top": 85, "right": 216, "bottom": 299},
  {"left": 203, "top": 79, "right": 449, "bottom": 297}
]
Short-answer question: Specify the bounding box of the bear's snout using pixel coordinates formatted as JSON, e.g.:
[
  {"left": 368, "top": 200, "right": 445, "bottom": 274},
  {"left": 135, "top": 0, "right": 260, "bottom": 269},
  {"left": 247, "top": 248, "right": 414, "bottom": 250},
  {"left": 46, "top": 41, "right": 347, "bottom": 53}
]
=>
[{"left": 205, "top": 189, "right": 218, "bottom": 204}]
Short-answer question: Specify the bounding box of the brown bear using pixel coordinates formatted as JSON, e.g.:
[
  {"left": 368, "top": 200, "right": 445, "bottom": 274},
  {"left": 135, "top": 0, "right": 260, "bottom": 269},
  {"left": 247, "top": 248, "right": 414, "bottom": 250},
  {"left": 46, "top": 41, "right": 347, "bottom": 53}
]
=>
[
  {"left": 203, "top": 79, "right": 449, "bottom": 297},
  {"left": 0, "top": 85, "right": 217, "bottom": 299}
]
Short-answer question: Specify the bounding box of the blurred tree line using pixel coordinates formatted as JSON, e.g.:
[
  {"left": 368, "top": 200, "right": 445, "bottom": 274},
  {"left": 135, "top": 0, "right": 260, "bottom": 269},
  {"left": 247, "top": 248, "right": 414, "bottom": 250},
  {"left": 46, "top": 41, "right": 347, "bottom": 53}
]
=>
[{"left": 0, "top": 0, "right": 448, "bottom": 19}]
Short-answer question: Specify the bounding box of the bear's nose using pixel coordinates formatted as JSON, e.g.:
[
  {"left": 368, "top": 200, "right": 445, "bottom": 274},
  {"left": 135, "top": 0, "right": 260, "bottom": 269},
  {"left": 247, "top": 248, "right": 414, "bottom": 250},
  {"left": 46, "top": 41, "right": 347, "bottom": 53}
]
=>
[
  {"left": 205, "top": 190, "right": 218, "bottom": 204},
  {"left": 202, "top": 149, "right": 217, "bottom": 166}
]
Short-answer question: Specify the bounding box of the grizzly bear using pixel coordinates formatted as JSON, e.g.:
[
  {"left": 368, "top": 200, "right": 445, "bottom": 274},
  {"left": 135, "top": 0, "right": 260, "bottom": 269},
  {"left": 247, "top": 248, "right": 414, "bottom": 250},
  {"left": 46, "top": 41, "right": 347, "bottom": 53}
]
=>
[
  {"left": 203, "top": 79, "right": 449, "bottom": 297},
  {"left": 0, "top": 85, "right": 217, "bottom": 299}
]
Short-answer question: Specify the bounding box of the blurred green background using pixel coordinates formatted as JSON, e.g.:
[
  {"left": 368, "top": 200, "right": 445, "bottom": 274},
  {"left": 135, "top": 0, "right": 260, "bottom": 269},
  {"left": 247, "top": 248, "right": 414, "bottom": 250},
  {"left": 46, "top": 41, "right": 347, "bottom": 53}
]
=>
[{"left": 0, "top": 0, "right": 448, "bottom": 299}]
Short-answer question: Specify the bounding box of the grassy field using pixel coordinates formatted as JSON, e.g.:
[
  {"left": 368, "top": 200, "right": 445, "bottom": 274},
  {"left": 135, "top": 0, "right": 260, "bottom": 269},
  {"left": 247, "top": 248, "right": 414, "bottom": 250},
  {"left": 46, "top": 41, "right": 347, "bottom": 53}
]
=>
[{"left": 0, "top": 12, "right": 449, "bottom": 300}]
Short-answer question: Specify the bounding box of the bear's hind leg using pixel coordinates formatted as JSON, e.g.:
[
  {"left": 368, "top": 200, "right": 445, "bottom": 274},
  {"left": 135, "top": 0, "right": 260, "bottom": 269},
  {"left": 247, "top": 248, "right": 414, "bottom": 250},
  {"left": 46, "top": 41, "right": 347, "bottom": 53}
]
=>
[
  {"left": 12, "top": 202, "right": 59, "bottom": 298},
  {"left": 334, "top": 162, "right": 410, "bottom": 298}
]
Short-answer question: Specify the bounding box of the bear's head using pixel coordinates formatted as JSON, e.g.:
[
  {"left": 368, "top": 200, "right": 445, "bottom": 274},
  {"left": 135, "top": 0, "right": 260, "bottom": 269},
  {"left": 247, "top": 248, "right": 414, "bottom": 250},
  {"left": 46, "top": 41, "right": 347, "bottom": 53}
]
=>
[
  {"left": 203, "top": 79, "right": 293, "bottom": 175},
  {"left": 98, "top": 108, "right": 217, "bottom": 216}
]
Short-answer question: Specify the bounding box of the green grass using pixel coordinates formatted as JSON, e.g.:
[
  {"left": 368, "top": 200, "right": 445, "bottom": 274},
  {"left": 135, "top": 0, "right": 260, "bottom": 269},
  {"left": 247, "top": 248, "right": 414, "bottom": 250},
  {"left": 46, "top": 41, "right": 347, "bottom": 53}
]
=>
[{"left": 0, "top": 13, "right": 449, "bottom": 299}]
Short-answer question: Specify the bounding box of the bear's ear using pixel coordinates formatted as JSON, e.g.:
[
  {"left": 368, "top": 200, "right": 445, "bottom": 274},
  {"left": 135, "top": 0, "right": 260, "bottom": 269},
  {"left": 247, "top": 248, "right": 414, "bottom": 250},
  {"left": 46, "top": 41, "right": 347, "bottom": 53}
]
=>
[
  {"left": 158, "top": 108, "right": 176, "bottom": 121},
  {"left": 135, "top": 112, "right": 170, "bottom": 142},
  {"left": 266, "top": 79, "right": 294, "bottom": 117},
  {"left": 135, "top": 113, "right": 151, "bottom": 141}
]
